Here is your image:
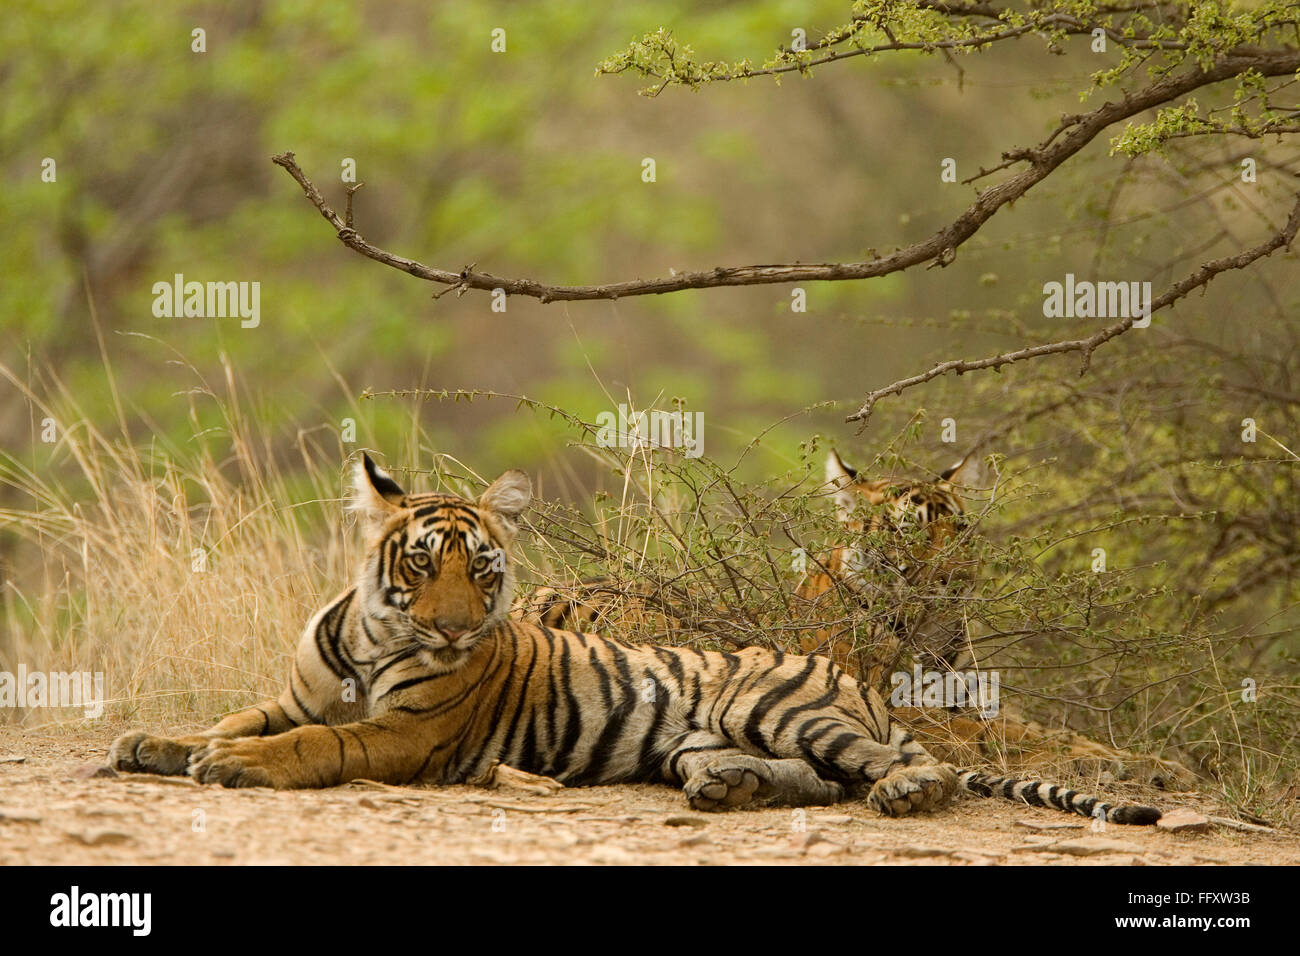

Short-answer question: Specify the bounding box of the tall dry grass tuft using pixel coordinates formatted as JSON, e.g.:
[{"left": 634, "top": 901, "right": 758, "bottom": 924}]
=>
[{"left": 0, "top": 351, "right": 355, "bottom": 730}]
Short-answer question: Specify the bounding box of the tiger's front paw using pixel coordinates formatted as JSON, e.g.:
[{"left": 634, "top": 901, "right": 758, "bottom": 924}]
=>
[
  {"left": 109, "top": 731, "right": 198, "bottom": 776},
  {"left": 868, "top": 763, "right": 957, "bottom": 817},
  {"left": 189, "top": 738, "right": 285, "bottom": 789}
]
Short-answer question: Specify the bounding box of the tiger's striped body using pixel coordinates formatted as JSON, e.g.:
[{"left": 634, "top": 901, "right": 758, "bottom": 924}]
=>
[
  {"left": 525, "top": 582, "right": 607, "bottom": 632},
  {"left": 109, "top": 454, "right": 1160, "bottom": 824},
  {"left": 521, "top": 579, "right": 673, "bottom": 636}
]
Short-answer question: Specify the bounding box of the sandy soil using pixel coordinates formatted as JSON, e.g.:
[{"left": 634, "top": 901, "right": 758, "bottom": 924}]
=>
[{"left": 1, "top": 726, "right": 1296, "bottom": 866}]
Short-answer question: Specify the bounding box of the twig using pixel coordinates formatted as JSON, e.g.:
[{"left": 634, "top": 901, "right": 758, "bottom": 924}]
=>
[
  {"left": 344, "top": 181, "right": 364, "bottom": 231},
  {"left": 1208, "top": 815, "right": 1276, "bottom": 833}
]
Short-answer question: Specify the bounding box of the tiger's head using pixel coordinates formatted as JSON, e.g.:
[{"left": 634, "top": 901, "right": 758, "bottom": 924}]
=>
[
  {"left": 351, "top": 454, "right": 531, "bottom": 671},
  {"left": 822, "top": 448, "right": 990, "bottom": 589}
]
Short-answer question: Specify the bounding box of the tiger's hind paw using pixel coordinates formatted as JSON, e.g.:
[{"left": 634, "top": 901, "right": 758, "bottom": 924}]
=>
[
  {"left": 868, "top": 763, "right": 958, "bottom": 817},
  {"left": 685, "top": 757, "right": 764, "bottom": 811},
  {"left": 683, "top": 754, "right": 844, "bottom": 811}
]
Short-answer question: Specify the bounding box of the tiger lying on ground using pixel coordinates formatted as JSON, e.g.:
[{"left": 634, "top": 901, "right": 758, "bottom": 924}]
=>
[
  {"left": 525, "top": 450, "right": 1195, "bottom": 790},
  {"left": 798, "top": 449, "right": 1196, "bottom": 789},
  {"left": 109, "top": 454, "right": 1161, "bottom": 824}
]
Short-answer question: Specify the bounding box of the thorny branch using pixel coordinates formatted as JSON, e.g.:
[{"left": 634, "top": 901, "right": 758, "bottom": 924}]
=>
[
  {"left": 273, "top": 38, "right": 1300, "bottom": 425},
  {"left": 273, "top": 44, "right": 1300, "bottom": 301},
  {"left": 847, "top": 194, "right": 1300, "bottom": 427}
]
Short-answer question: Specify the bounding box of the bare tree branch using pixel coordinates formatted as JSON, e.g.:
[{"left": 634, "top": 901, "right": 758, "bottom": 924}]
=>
[
  {"left": 271, "top": 46, "right": 1300, "bottom": 304},
  {"left": 846, "top": 193, "right": 1300, "bottom": 427}
]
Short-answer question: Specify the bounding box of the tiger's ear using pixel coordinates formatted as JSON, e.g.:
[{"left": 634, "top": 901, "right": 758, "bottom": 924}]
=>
[
  {"left": 939, "top": 451, "right": 992, "bottom": 492},
  {"left": 480, "top": 469, "right": 531, "bottom": 536},
  {"left": 351, "top": 453, "right": 407, "bottom": 535},
  {"left": 825, "top": 449, "right": 861, "bottom": 520}
]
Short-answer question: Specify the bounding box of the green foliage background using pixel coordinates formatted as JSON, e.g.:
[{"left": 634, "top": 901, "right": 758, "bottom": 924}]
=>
[{"left": 3, "top": 0, "right": 1085, "bottom": 476}]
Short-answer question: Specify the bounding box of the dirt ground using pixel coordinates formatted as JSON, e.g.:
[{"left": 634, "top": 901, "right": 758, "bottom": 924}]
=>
[{"left": 1, "top": 726, "right": 1296, "bottom": 866}]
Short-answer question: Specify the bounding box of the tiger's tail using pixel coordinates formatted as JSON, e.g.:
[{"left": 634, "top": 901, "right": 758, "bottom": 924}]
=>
[{"left": 957, "top": 769, "right": 1162, "bottom": 825}]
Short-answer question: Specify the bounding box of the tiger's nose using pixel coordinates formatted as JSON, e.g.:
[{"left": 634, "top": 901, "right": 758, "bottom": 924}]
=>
[{"left": 437, "top": 625, "right": 468, "bottom": 643}]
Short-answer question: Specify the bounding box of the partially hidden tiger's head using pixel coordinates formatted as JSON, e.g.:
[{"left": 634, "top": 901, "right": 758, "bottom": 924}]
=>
[
  {"left": 821, "top": 448, "right": 990, "bottom": 589},
  {"left": 351, "top": 453, "right": 531, "bottom": 670}
]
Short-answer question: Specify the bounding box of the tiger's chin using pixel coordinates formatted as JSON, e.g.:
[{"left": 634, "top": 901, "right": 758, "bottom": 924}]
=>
[{"left": 416, "top": 643, "right": 474, "bottom": 672}]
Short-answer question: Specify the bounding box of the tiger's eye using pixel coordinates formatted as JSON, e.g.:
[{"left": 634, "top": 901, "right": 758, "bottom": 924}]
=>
[{"left": 408, "top": 552, "right": 432, "bottom": 572}]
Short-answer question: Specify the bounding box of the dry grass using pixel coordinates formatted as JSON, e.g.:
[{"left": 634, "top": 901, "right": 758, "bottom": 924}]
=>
[{"left": 0, "top": 352, "right": 356, "bottom": 727}]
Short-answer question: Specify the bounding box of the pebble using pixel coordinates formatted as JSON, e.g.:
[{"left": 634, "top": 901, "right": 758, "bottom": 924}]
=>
[
  {"left": 1156, "top": 808, "right": 1211, "bottom": 834},
  {"left": 664, "top": 815, "right": 708, "bottom": 828},
  {"left": 953, "top": 850, "right": 1000, "bottom": 865},
  {"left": 814, "top": 814, "right": 853, "bottom": 825},
  {"left": 897, "top": 844, "right": 955, "bottom": 858},
  {"left": 73, "top": 763, "right": 118, "bottom": 780},
  {"left": 791, "top": 829, "right": 829, "bottom": 848},
  {"left": 1049, "top": 837, "right": 1144, "bottom": 857},
  {"left": 0, "top": 807, "right": 42, "bottom": 823},
  {"left": 807, "top": 841, "right": 845, "bottom": 857},
  {"left": 67, "top": 830, "right": 133, "bottom": 847}
]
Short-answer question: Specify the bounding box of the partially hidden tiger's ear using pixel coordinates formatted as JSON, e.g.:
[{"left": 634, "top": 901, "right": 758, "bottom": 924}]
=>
[
  {"left": 825, "top": 449, "right": 858, "bottom": 484},
  {"left": 480, "top": 469, "right": 532, "bottom": 536},
  {"left": 825, "top": 449, "right": 861, "bottom": 520},
  {"left": 939, "top": 450, "right": 993, "bottom": 493},
  {"left": 351, "top": 453, "right": 407, "bottom": 535}
]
